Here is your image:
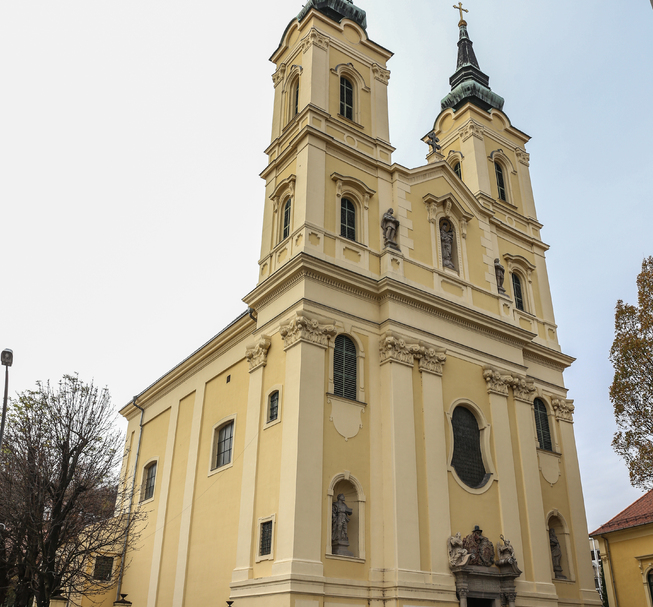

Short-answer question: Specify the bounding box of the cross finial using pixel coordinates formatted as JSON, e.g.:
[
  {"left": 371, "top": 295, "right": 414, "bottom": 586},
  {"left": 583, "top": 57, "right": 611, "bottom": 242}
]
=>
[{"left": 453, "top": 2, "right": 469, "bottom": 24}]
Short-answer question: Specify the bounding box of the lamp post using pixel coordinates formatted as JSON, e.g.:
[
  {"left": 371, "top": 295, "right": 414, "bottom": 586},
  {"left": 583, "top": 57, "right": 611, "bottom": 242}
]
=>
[{"left": 0, "top": 348, "right": 13, "bottom": 450}]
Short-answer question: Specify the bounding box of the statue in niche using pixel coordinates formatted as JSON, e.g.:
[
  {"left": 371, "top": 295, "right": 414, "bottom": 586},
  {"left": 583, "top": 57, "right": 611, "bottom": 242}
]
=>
[
  {"left": 463, "top": 526, "right": 495, "bottom": 567},
  {"left": 426, "top": 130, "right": 441, "bottom": 154},
  {"left": 332, "top": 493, "right": 354, "bottom": 556},
  {"left": 447, "top": 532, "right": 471, "bottom": 568},
  {"left": 381, "top": 208, "right": 400, "bottom": 250},
  {"left": 549, "top": 528, "right": 566, "bottom": 579},
  {"left": 496, "top": 535, "right": 516, "bottom": 565},
  {"left": 494, "top": 258, "right": 506, "bottom": 294},
  {"left": 440, "top": 219, "right": 456, "bottom": 270}
]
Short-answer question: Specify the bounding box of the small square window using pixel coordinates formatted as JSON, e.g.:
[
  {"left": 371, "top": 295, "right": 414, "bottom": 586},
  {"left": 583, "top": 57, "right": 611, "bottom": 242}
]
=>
[{"left": 93, "top": 556, "right": 114, "bottom": 581}]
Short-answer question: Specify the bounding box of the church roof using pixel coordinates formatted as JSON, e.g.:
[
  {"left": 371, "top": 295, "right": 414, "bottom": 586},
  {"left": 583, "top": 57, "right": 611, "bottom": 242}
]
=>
[
  {"left": 590, "top": 489, "right": 653, "bottom": 536},
  {"left": 297, "top": 0, "right": 367, "bottom": 30},
  {"left": 441, "top": 19, "right": 504, "bottom": 113}
]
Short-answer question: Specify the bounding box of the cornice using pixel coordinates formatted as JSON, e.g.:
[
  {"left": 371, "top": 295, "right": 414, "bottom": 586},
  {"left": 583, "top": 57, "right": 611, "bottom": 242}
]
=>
[
  {"left": 490, "top": 215, "right": 550, "bottom": 252},
  {"left": 523, "top": 343, "right": 575, "bottom": 371}
]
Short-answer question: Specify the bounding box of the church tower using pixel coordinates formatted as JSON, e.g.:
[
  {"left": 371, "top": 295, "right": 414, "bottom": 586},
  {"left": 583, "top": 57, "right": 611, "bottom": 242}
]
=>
[{"left": 105, "top": 3, "right": 602, "bottom": 607}]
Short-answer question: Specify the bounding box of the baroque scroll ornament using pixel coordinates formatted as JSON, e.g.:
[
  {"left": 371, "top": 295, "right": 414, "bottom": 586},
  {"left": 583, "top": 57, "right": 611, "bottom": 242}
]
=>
[
  {"left": 552, "top": 398, "right": 575, "bottom": 422},
  {"left": 245, "top": 335, "right": 271, "bottom": 371},
  {"left": 280, "top": 312, "right": 336, "bottom": 349}
]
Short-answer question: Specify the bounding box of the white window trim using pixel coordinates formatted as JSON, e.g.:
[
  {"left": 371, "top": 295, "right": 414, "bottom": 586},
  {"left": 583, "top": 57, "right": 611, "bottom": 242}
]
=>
[
  {"left": 327, "top": 329, "right": 366, "bottom": 403},
  {"left": 638, "top": 558, "right": 653, "bottom": 607},
  {"left": 326, "top": 471, "right": 366, "bottom": 562},
  {"left": 489, "top": 149, "right": 517, "bottom": 206},
  {"left": 263, "top": 385, "right": 283, "bottom": 430},
  {"left": 256, "top": 514, "right": 276, "bottom": 562},
  {"left": 269, "top": 175, "right": 296, "bottom": 248},
  {"left": 446, "top": 399, "right": 496, "bottom": 495},
  {"left": 503, "top": 253, "right": 537, "bottom": 316},
  {"left": 331, "top": 62, "right": 370, "bottom": 126},
  {"left": 139, "top": 457, "right": 159, "bottom": 505},
  {"left": 331, "top": 172, "right": 374, "bottom": 248},
  {"left": 546, "top": 509, "right": 576, "bottom": 583},
  {"left": 208, "top": 414, "right": 237, "bottom": 477}
]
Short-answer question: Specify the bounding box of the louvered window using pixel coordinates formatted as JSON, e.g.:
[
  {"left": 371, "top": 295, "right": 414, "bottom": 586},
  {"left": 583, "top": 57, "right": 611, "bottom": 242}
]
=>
[
  {"left": 340, "top": 77, "right": 353, "bottom": 121},
  {"left": 93, "top": 556, "right": 114, "bottom": 581},
  {"left": 334, "top": 334, "right": 357, "bottom": 400},
  {"left": 534, "top": 398, "right": 553, "bottom": 451},
  {"left": 215, "top": 421, "right": 234, "bottom": 469},
  {"left": 451, "top": 407, "right": 488, "bottom": 488},
  {"left": 495, "top": 162, "right": 507, "bottom": 201},
  {"left": 453, "top": 162, "right": 462, "bottom": 180},
  {"left": 340, "top": 198, "right": 356, "bottom": 241},
  {"left": 282, "top": 199, "right": 291, "bottom": 241},
  {"left": 141, "top": 462, "right": 157, "bottom": 501},
  {"left": 260, "top": 520, "right": 273, "bottom": 556},
  {"left": 512, "top": 273, "right": 525, "bottom": 311},
  {"left": 268, "top": 391, "right": 279, "bottom": 423}
]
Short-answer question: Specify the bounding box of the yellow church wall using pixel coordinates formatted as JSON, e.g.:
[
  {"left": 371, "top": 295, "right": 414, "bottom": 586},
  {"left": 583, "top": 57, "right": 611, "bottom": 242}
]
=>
[{"left": 155, "top": 392, "right": 195, "bottom": 607}]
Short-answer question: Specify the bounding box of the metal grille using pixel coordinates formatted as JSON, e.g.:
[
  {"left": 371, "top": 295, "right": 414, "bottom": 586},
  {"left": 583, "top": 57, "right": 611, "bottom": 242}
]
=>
[
  {"left": 340, "top": 77, "right": 353, "bottom": 120},
  {"left": 268, "top": 391, "right": 279, "bottom": 422},
  {"left": 512, "top": 273, "right": 524, "bottom": 311},
  {"left": 340, "top": 198, "right": 356, "bottom": 241},
  {"left": 495, "top": 162, "right": 507, "bottom": 201},
  {"left": 282, "top": 199, "right": 291, "bottom": 240},
  {"left": 216, "top": 421, "right": 234, "bottom": 469},
  {"left": 534, "top": 398, "right": 553, "bottom": 451},
  {"left": 93, "top": 556, "right": 114, "bottom": 581},
  {"left": 142, "top": 462, "right": 157, "bottom": 501},
  {"left": 451, "top": 406, "right": 487, "bottom": 488},
  {"left": 334, "top": 334, "right": 357, "bottom": 400},
  {"left": 454, "top": 162, "right": 462, "bottom": 180},
  {"left": 260, "top": 520, "right": 273, "bottom": 556}
]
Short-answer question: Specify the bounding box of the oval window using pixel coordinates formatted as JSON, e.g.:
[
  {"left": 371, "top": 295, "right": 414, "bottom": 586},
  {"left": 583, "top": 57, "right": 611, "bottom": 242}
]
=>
[{"left": 451, "top": 406, "right": 489, "bottom": 488}]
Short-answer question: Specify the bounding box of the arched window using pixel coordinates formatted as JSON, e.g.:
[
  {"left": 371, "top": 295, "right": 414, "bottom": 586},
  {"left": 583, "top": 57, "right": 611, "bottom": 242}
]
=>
[
  {"left": 340, "top": 77, "right": 354, "bottom": 121},
  {"left": 268, "top": 390, "right": 279, "bottom": 423},
  {"left": 534, "top": 398, "right": 553, "bottom": 451},
  {"left": 340, "top": 198, "right": 356, "bottom": 241},
  {"left": 453, "top": 161, "right": 462, "bottom": 180},
  {"left": 512, "top": 273, "right": 525, "bottom": 311},
  {"left": 282, "top": 198, "right": 291, "bottom": 241},
  {"left": 213, "top": 420, "right": 234, "bottom": 470},
  {"left": 293, "top": 78, "right": 300, "bottom": 117},
  {"left": 141, "top": 461, "right": 157, "bottom": 501},
  {"left": 495, "top": 162, "right": 507, "bottom": 201},
  {"left": 451, "top": 406, "right": 488, "bottom": 489},
  {"left": 334, "top": 334, "right": 357, "bottom": 400}
]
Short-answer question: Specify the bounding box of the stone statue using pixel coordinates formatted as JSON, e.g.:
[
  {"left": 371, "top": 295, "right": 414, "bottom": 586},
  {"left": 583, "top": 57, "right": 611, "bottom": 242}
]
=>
[
  {"left": 426, "top": 130, "right": 441, "bottom": 154},
  {"left": 496, "top": 535, "right": 516, "bottom": 565},
  {"left": 549, "top": 528, "right": 566, "bottom": 579},
  {"left": 448, "top": 532, "right": 471, "bottom": 568},
  {"left": 494, "top": 258, "right": 506, "bottom": 294},
  {"left": 332, "top": 494, "right": 353, "bottom": 556},
  {"left": 440, "top": 220, "right": 456, "bottom": 270},
  {"left": 381, "top": 208, "right": 400, "bottom": 250},
  {"left": 462, "top": 526, "right": 495, "bottom": 567}
]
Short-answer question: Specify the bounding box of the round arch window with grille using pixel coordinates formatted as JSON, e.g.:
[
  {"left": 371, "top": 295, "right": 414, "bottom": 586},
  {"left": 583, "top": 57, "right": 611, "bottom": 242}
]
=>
[
  {"left": 333, "top": 334, "right": 357, "bottom": 400},
  {"left": 451, "top": 406, "right": 489, "bottom": 488},
  {"left": 534, "top": 398, "right": 553, "bottom": 451},
  {"left": 340, "top": 198, "right": 356, "bottom": 241}
]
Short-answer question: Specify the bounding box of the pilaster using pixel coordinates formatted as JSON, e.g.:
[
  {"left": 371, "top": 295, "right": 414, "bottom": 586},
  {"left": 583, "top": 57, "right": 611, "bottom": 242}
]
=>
[
  {"left": 459, "top": 120, "right": 492, "bottom": 198},
  {"left": 301, "top": 28, "right": 330, "bottom": 112}
]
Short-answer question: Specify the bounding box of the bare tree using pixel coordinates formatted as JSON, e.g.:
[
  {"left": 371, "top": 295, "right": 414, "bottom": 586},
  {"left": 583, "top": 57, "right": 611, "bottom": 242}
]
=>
[{"left": 0, "top": 375, "right": 144, "bottom": 607}]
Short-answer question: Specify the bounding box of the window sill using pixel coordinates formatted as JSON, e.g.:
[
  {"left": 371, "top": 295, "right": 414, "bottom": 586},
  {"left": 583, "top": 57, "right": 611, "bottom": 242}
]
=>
[
  {"left": 263, "top": 417, "right": 281, "bottom": 431},
  {"left": 537, "top": 447, "right": 561, "bottom": 456},
  {"left": 139, "top": 496, "right": 155, "bottom": 506},
  {"left": 327, "top": 393, "right": 366, "bottom": 407},
  {"left": 255, "top": 553, "right": 274, "bottom": 563},
  {"left": 326, "top": 554, "right": 365, "bottom": 564},
  {"left": 208, "top": 461, "right": 233, "bottom": 477}
]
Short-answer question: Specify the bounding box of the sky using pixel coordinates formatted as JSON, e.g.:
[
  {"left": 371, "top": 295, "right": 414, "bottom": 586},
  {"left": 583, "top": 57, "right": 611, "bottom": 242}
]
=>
[{"left": 1, "top": 0, "right": 652, "bottom": 534}]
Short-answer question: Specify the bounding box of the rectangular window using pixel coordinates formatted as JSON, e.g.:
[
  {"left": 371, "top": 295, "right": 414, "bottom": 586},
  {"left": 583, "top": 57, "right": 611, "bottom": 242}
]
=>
[
  {"left": 260, "top": 520, "right": 273, "bottom": 556},
  {"left": 142, "top": 462, "right": 157, "bottom": 501},
  {"left": 93, "top": 556, "right": 114, "bottom": 581},
  {"left": 215, "top": 421, "right": 234, "bottom": 469},
  {"left": 340, "top": 77, "right": 353, "bottom": 121},
  {"left": 268, "top": 391, "right": 279, "bottom": 423}
]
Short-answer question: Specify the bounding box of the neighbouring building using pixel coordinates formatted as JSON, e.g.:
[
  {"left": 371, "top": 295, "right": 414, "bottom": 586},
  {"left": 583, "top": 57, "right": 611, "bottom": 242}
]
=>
[
  {"left": 84, "top": 1, "right": 602, "bottom": 606},
  {"left": 591, "top": 489, "right": 653, "bottom": 607}
]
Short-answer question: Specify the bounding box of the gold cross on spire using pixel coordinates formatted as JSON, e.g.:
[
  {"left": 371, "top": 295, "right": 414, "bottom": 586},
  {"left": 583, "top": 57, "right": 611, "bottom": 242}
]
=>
[{"left": 453, "top": 2, "right": 469, "bottom": 24}]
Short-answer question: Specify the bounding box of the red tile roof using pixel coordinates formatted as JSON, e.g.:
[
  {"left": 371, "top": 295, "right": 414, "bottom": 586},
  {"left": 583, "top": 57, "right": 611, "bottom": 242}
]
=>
[{"left": 591, "top": 489, "right": 653, "bottom": 536}]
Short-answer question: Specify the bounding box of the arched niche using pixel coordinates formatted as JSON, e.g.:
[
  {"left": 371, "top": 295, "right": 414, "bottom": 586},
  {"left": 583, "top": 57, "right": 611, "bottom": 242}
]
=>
[
  {"left": 546, "top": 510, "right": 575, "bottom": 582},
  {"left": 326, "top": 472, "right": 366, "bottom": 561}
]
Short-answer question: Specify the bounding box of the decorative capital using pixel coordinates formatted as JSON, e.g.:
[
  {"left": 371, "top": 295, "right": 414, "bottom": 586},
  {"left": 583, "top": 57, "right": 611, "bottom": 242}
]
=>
[
  {"left": 272, "top": 63, "right": 286, "bottom": 88},
  {"left": 245, "top": 335, "right": 271, "bottom": 372},
  {"left": 483, "top": 366, "right": 513, "bottom": 396},
  {"left": 280, "top": 312, "right": 336, "bottom": 350},
  {"left": 418, "top": 343, "right": 447, "bottom": 376},
  {"left": 372, "top": 63, "right": 391, "bottom": 85},
  {"left": 379, "top": 331, "right": 421, "bottom": 367},
  {"left": 516, "top": 149, "right": 530, "bottom": 167},
  {"left": 302, "top": 28, "right": 329, "bottom": 53},
  {"left": 552, "top": 398, "right": 575, "bottom": 423},
  {"left": 460, "top": 120, "right": 484, "bottom": 142},
  {"left": 510, "top": 374, "right": 536, "bottom": 403}
]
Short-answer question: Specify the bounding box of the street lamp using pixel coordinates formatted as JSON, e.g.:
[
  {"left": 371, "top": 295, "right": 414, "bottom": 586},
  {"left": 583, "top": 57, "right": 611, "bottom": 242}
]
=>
[{"left": 0, "top": 348, "right": 13, "bottom": 450}]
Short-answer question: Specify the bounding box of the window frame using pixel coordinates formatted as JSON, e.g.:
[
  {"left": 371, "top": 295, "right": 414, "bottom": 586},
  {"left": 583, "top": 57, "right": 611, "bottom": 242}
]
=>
[
  {"left": 281, "top": 197, "right": 292, "bottom": 242},
  {"left": 256, "top": 514, "right": 276, "bottom": 562},
  {"left": 495, "top": 161, "right": 508, "bottom": 202},
  {"left": 333, "top": 334, "right": 358, "bottom": 401},
  {"left": 140, "top": 458, "right": 159, "bottom": 504},
  {"left": 264, "top": 386, "right": 283, "bottom": 429},
  {"left": 534, "top": 398, "right": 553, "bottom": 452},
  {"left": 340, "top": 197, "right": 356, "bottom": 242},
  {"left": 339, "top": 76, "right": 354, "bottom": 121},
  {"left": 209, "top": 415, "right": 237, "bottom": 476},
  {"left": 512, "top": 272, "right": 526, "bottom": 311},
  {"left": 453, "top": 161, "right": 462, "bottom": 180},
  {"left": 92, "top": 555, "right": 115, "bottom": 582}
]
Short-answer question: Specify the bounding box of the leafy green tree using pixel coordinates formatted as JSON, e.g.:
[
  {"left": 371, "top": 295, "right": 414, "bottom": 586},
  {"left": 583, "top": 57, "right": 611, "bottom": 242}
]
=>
[{"left": 610, "top": 256, "right": 653, "bottom": 490}]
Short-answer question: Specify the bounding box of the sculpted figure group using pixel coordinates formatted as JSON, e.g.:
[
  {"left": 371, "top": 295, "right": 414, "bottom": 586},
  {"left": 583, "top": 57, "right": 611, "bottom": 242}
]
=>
[{"left": 448, "top": 527, "right": 520, "bottom": 570}]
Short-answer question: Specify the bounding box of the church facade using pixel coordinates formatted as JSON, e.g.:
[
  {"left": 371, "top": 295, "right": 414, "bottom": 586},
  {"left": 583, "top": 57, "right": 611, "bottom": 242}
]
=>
[{"left": 91, "top": 2, "right": 601, "bottom": 606}]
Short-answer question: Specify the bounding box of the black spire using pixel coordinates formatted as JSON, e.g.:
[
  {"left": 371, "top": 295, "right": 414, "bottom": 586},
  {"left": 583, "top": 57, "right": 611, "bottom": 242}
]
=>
[{"left": 441, "top": 19, "right": 504, "bottom": 113}]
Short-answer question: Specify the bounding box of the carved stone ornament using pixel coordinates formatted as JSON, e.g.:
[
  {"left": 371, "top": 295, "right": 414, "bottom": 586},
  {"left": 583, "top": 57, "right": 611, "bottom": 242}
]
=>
[
  {"left": 516, "top": 149, "right": 530, "bottom": 167},
  {"left": 549, "top": 528, "right": 566, "bottom": 579},
  {"left": 448, "top": 532, "right": 471, "bottom": 568},
  {"left": 302, "top": 28, "right": 329, "bottom": 53},
  {"left": 496, "top": 535, "right": 517, "bottom": 567},
  {"left": 463, "top": 526, "right": 495, "bottom": 567},
  {"left": 552, "top": 398, "right": 575, "bottom": 422},
  {"left": 483, "top": 367, "right": 512, "bottom": 396},
  {"left": 245, "top": 335, "right": 271, "bottom": 372},
  {"left": 510, "top": 375, "right": 536, "bottom": 403},
  {"left": 331, "top": 493, "right": 353, "bottom": 556},
  {"left": 280, "top": 312, "right": 337, "bottom": 350},
  {"left": 461, "top": 121, "right": 484, "bottom": 142},
  {"left": 494, "top": 258, "right": 506, "bottom": 294},
  {"left": 272, "top": 63, "right": 286, "bottom": 88},
  {"left": 379, "top": 332, "right": 421, "bottom": 367},
  {"left": 418, "top": 345, "right": 447, "bottom": 376},
  {"left": 372, "top": 63, "right": 391, "bottom": 85}
]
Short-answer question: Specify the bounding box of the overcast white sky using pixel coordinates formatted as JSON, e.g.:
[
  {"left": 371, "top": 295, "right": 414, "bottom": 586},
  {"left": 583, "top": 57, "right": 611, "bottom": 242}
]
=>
[{"left": 1, "top": 0, "right": 652, "bottom": 533}]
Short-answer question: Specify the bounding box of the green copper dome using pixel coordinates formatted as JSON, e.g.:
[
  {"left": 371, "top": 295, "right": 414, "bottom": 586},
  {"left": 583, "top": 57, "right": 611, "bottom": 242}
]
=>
[{"left": 297, "top": 0, "right": 367, "bottom": 30}]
